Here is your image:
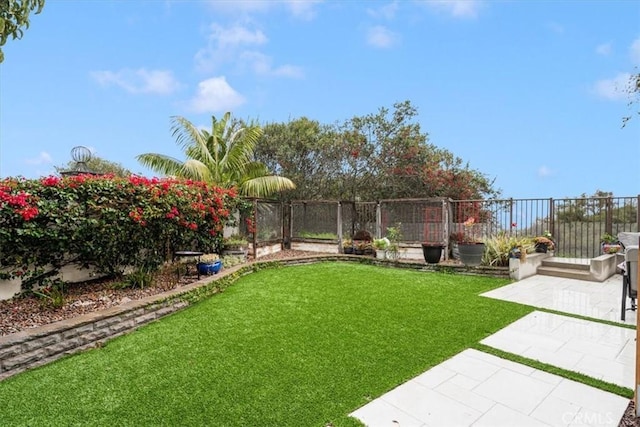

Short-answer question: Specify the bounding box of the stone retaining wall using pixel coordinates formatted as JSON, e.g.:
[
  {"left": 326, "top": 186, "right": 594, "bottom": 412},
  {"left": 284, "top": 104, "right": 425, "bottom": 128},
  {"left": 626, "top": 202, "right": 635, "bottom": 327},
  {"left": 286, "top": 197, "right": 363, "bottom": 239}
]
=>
[{"left": 0, "top": 255, "right": 507, "bottom": 381}]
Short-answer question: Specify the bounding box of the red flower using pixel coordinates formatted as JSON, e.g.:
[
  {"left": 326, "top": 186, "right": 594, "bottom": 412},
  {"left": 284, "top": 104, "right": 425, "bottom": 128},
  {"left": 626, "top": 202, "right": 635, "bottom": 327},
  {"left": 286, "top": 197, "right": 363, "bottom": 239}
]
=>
[
  {"left": 41, "top": 176, "right": 61, "bottom": 187},
  {"left": 18, "top": 206, "right": 38, "bottom": 221}
]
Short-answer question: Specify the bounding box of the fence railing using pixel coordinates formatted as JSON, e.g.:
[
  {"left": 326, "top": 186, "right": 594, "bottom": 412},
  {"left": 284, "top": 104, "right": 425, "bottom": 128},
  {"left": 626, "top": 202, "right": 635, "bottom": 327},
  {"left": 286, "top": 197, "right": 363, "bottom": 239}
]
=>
[{"left": 243, "top": 196, "right": 640, "bottom": 258}]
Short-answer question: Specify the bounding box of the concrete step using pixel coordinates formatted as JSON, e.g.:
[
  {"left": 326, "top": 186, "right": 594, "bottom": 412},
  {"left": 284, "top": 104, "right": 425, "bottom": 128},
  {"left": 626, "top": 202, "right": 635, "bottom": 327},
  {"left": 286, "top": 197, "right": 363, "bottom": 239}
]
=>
[
  {"left": 541, "top": 258, "right": 590, "bottom": 271},
  {"left": 537, "top": 266, "right": 597, "bottom": 282}
]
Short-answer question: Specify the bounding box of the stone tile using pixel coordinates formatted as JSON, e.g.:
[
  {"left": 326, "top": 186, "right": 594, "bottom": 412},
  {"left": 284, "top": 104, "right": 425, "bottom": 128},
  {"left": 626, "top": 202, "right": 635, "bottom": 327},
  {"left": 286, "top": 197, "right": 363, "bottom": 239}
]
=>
[
  {"left": 530, "top": 395, "right": 579, "bottom": 426},
  {"left": 350, "top": 399, "right": 425, "bottom": 427},
  {"left": 434, "top": 379, "right": 495, "bottom": 413},
  {"left": 472, "top": 403, "right": 553, "bottom": 427},
  {"left": 412, "top": 364, "right": 457, "bottom": 388},
  {"left": 473, "top": 368, "right": 556, "bottom": 415},
  {"left": 551, "top": 379, "right": 629, "bottom": 416},
  {"left": 381, "top": 380, "right": 482, "bottom": 426}
]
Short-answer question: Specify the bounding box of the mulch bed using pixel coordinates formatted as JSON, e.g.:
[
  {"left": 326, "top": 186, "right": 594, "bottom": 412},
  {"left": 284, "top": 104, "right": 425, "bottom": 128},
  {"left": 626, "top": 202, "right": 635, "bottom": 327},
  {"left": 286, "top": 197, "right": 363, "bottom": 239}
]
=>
[{"left": 0, "top": 250, "right": 319, "bottom": 337}]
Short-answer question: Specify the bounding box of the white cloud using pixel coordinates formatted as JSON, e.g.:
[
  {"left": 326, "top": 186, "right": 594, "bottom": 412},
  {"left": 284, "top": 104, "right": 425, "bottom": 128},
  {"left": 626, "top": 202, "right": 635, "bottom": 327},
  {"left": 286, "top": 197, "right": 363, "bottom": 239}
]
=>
[
  {"left": 91, "top": 69, "right": 182, "bottom": 95},
  {"left": 592, "top": 72, "right": 632, "bottom": 101},
  {"left": 287, "top": 0, "right": 322, "bottom": 20},
  {"left": 368, "top": 1, "right": 399, "bottom": 20},
  {"left": 595, "top": 43, "right": 611, "bottom": 56},
  {"left": 206, "top": 0, "right": 322, "bottom": 20},
  {"left": 272, "top": 64, "right": 304, "bottom": 78},
  {"left": 630, "top": 37, "right": 640, "bottom": 65},
  {"left": 238, "top": 51, "right": 304, "bottom": 78},
  {"left": 25, "top": 151, "right": 53, "bottom": 165},
  {"left": 188, "top": 76, "right": 246, "bottom": 113},
  {"left": 195, "top": 22, "right": 303, "bottom": 79},
  {"left": 537, "top": 165, "right": 553, "bottom": 178},
  {"left": 418, "top": 0, "right": 482, "bottom": 18},
  {"left": 367, "top": 25, "right": 400, "bottom": 49},
  {"left": 210, "top": 23, "right": 268, "bottom": 48}
]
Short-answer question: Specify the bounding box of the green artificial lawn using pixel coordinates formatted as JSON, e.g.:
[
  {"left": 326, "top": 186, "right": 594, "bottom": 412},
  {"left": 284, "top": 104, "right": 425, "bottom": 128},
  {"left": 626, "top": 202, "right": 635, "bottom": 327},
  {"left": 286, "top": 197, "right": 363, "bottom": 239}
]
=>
[{"left": 0, "top": 263, "right": 532, "bottom": 426}]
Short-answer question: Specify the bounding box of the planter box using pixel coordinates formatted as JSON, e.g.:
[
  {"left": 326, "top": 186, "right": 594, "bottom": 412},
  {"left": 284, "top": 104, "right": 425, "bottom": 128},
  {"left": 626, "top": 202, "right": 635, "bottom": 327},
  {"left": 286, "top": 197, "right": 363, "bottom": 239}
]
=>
[
  {"left": 509, "top": 253, "right": 549, "bottom": 280},
  {"left": 291, "top": 240, "right": 339, "bottom": 254}
]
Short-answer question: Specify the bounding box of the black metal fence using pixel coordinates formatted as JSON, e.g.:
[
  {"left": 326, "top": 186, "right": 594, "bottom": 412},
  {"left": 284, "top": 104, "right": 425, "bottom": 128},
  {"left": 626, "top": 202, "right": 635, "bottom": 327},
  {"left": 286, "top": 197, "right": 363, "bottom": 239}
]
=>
[{"left": 243, "top": 196, "right": 639, "bottom": 258}]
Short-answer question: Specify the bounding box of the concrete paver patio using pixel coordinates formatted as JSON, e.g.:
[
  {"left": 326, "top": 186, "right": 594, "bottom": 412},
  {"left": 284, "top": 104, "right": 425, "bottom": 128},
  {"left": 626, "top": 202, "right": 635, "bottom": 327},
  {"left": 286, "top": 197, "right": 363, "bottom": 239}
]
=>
[{"left": 350, "top": 274, "right": 635, "bottom": 426}]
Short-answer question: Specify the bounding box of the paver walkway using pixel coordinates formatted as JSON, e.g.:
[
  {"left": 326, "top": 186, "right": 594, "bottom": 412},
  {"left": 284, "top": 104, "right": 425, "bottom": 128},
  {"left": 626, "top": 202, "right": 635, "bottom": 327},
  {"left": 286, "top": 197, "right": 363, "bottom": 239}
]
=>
[{"left": 350, "top": 274, "right": 634, "bottom": 426}]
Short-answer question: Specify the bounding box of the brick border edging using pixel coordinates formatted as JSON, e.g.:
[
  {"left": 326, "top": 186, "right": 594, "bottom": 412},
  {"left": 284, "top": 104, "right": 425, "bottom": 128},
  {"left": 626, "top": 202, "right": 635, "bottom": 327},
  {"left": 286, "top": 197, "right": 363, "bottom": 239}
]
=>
[{"left": 0, "top": 255, "right": 507, "bottom": 380}]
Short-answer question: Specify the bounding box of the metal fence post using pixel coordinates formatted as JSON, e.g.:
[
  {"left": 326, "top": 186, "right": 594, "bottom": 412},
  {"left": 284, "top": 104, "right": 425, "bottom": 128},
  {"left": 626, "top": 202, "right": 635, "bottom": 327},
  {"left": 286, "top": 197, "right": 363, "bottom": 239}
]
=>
[
  {"left": 337, "top": 202, "right": 343, "bottom": 252},
  {"left": 376, "top": 202, "right": 382, "bottom": 239},
  {"left": 605, "top": 196, "right": 613, "bottom": 236},
  {"left": 549, "top": 198, "right": 555, "bottom": 241}
]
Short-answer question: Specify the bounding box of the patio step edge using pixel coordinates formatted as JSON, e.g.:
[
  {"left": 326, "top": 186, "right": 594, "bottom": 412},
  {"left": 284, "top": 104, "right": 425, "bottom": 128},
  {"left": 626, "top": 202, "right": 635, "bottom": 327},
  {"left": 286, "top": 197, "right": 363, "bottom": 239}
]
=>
[
  {"left": 536, "top": 266, "right": 597, "bottom": 281},
  {"left": 541, "top": 259, "right": 590, "bottom": 271}
]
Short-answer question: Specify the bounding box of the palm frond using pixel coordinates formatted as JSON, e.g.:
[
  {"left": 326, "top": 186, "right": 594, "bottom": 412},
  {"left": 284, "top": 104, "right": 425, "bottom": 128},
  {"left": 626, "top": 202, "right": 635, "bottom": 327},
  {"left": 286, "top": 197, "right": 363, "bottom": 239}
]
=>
[
  {"left": 136, "top": 153, "right": 185, "bottom": 177},
  {"left": 240, "top": 175, "right": 296, "bottom": 198}
]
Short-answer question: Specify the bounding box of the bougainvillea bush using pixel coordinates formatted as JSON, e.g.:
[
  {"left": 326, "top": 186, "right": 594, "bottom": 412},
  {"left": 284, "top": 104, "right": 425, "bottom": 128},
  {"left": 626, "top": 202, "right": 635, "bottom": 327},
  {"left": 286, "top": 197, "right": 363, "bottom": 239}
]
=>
[{"left": 0, "top": 175, "right": 238, "bottom": 291}]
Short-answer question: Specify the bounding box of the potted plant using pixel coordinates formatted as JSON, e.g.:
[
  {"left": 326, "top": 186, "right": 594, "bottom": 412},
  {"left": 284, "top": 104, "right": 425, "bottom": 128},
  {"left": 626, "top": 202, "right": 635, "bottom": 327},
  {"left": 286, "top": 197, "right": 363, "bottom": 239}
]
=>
[
  {"left": 457, "top": 217, "right": 485, "bottom": 266},
  {"left": 222, "top": 234, "right": 249, "bottom": 261},
  {"left": 385, "top": 225, "right": 402, "bottom": 260},
  {"left": 354, "top": 242, "right": 366, "bottom": 255},
  {"left": 373, "top": 237, "right": 390, "bottom": 260},
  {"left": 533, "top": 231, "right": 555, "bottom": 253},
  {"left": 449, "top": 231, "right": 465, "bottom": 260},
  {"left": 196, "top": 253, "right": 223, "bottom": 275},
  {"left": 342, "top": 238, "right": 354, "bottom": 254},
  {"left": 600, "top": 233, "right": 621, "bottom": 254},
  {"left": 223, "top": 234, "right": 248, "bottom": 251}
]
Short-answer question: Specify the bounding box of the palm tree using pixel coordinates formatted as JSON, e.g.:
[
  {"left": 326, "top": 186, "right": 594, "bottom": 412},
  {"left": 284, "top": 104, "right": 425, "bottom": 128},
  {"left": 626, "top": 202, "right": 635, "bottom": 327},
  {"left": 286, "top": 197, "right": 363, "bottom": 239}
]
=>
[{"left": 137, "top": 113, "right": 295, "bottom": 197}]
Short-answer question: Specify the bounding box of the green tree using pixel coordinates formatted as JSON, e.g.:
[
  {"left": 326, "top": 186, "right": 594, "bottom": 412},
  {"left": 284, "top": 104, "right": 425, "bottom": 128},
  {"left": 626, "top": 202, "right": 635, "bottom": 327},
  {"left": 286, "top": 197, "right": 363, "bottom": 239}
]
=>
[
  {"left": 338, "top": 100, "right": 499, "bottom": 201},
  {"left": 0, "top": 0, "right": 45, "bottom": 63},
  {"left": 54, "top": 156, "right": 132, "bottom": 178},
  {"left": 137, "top": 112, "right": 295, "bottom": 198},
  {"left": 256, "top": 117, "right": 342, "bottom": 201},
  {"left": 253, "top": 101, "right": 499, "bottom": 202}
]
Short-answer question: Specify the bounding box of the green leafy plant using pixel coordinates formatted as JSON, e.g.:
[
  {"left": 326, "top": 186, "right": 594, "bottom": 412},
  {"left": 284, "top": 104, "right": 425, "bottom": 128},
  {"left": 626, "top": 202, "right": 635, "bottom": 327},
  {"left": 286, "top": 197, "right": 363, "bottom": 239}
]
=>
[
  {"left": 483, "top": 234, "right": 535, "bottom": 267},
  {"left": 32, "top": 280, "right": 66, "bottom": 309},
  {"left": 600, "top": 233, "right": 617, "bottom": 244},
  {"left": 223, "top": 234, "right": 249, "bottom": 249},
  {"left": 373, "top": 237, "right": 390, "bottom": 250},
  {"left": 385, "top": 224, "right": 402, "bottom": 259},
  {"left": 0, "top": 175, "right": 239, "bottom": 293},
  {"left": 124, "top": 268, "right": 156, "bottom": 289},
  {"left": 220, "top": 255, "right": 245, "bottom": 268}
]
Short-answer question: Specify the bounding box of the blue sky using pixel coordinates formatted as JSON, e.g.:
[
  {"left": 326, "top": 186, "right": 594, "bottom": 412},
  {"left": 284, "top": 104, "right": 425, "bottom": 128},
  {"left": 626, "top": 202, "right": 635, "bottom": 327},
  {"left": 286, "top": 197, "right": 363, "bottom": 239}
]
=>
[{"left": 1, "top": 0, "right": 638, "bottom": 199}]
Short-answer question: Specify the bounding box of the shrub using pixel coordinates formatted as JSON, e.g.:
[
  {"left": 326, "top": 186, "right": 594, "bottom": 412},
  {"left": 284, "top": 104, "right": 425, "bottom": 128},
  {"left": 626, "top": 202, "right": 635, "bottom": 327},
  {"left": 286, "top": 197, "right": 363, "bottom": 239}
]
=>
[
  {"left": 483, "top": 233, "right": 535, "bottom": 267},
  {"left": 0, "top": 175, "right": 239, "bottom": 292}
]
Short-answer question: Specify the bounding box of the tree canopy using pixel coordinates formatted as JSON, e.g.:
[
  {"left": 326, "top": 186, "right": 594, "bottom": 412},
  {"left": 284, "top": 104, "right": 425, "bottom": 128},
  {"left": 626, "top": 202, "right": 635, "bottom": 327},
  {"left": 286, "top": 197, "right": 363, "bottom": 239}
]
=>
[
  {"left": 54, "top": 156, "right": 133, "bottom": 178},
  {"left": 0, "top": 0, "right": 45, "bottom": 63},
  {"left": 137, "top": 113, "right": 296, "bottom": 198},
  {"left": 254, "top": 100, "right": 499, "bottom": 202}
]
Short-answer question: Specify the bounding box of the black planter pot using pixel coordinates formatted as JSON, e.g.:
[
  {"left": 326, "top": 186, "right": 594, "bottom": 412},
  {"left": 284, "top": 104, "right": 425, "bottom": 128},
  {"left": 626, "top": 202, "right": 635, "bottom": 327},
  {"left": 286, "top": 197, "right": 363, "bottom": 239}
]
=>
[
  {"left": 421, "top": 244, "right": 443, "bottom": 264},
  {"left": 343, "top": 246, "right": 354, "bottom": 254},
  {"left": 534, "top": 243, "right": 548, "bottom": 253}
]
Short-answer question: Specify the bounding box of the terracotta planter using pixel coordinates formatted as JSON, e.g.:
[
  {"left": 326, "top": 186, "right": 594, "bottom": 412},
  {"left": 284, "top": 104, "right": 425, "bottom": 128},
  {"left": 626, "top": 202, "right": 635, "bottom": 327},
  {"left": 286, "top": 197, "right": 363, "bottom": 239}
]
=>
[{"left": 458, "top": 243, "right": 485, "bottom": 266}]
